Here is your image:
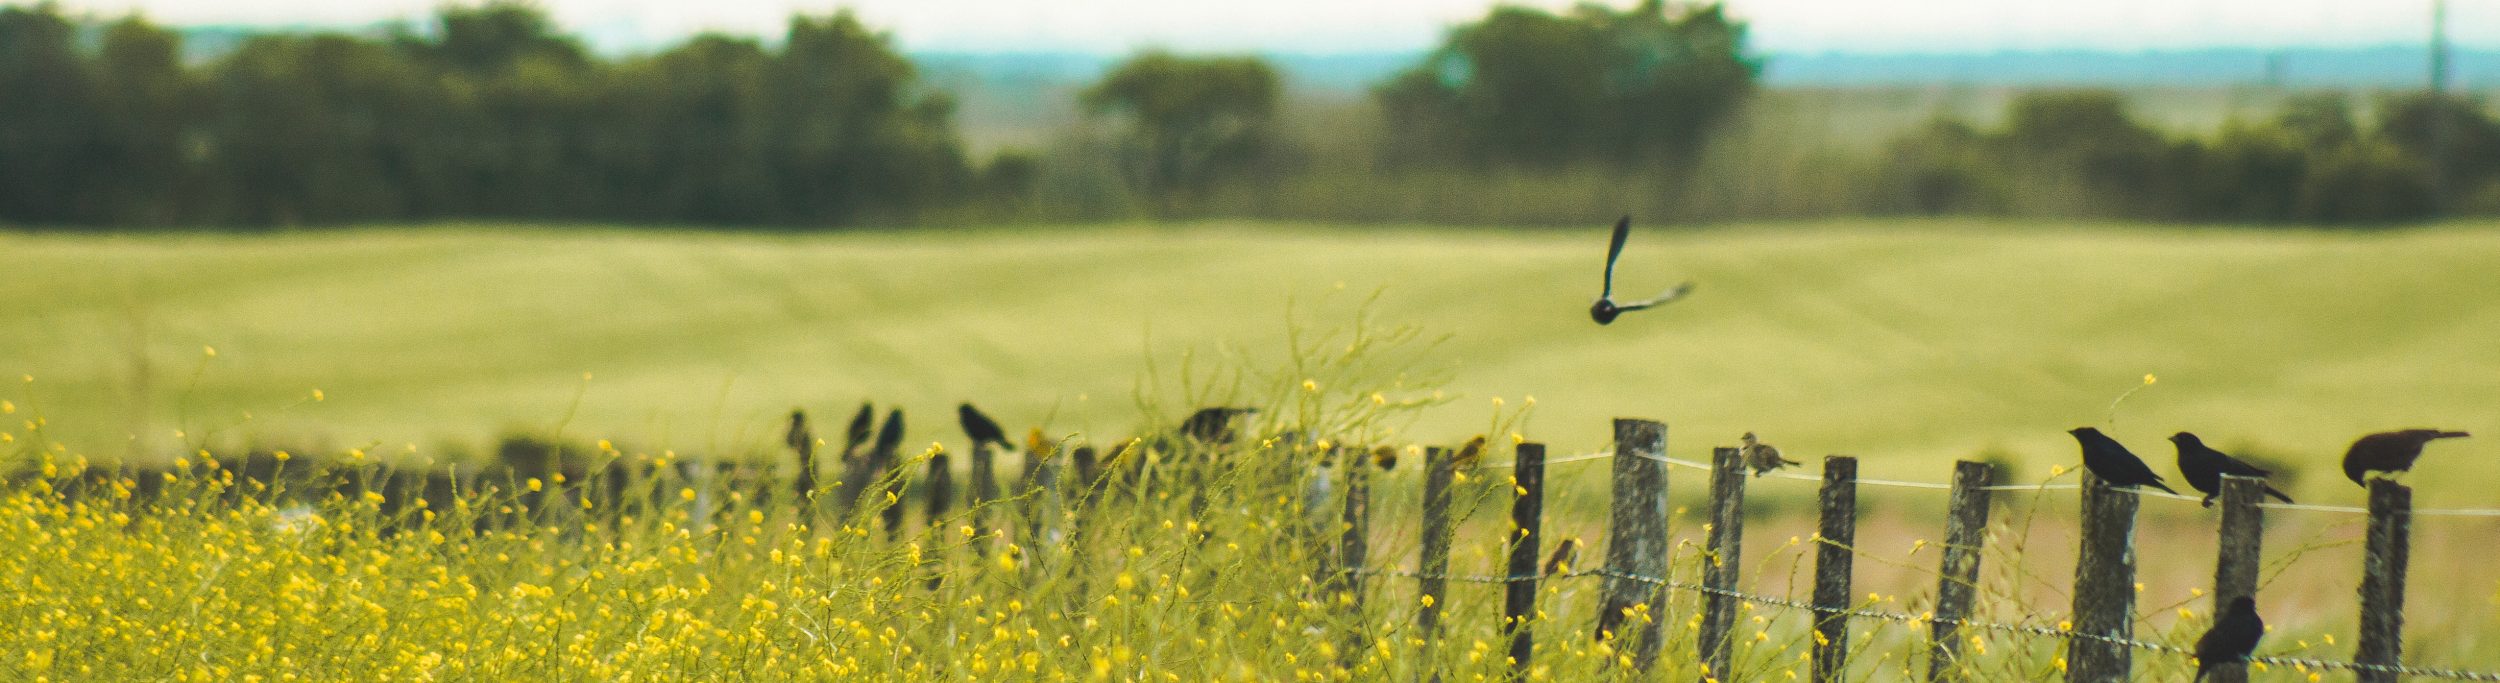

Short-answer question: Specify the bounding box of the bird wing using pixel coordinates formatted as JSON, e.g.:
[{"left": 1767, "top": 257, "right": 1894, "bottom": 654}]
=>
[
  {"left": 1614, "top": 281, "right": 1696, "bottom": 311},
  {"left": 1602, "top": 217, "right": 1629, "bottom": 300}
]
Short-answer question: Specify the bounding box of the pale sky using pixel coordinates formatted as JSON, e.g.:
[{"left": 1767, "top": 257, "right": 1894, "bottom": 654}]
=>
[{"left": 29, "top": 0, "right": 2492, "bottom": 54}]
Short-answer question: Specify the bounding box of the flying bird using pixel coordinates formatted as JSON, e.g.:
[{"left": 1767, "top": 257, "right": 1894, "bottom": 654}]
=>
[
  {"left": 2341, "top": 429, "right": 2470, "bottom": 486},
  {"left": 2193, "top": 597, "right": 2265, "bottom": 681},
  {"left": 1589, "top": 216, "right": 1696, "bottom": 325},
  {"left": 2168, "top": 432, "right": 2294, "bottom": 507},
  {"left": 2068, "top": 427, "right": 2179, "bottom": 494},
  {"left": 842, "top": 402, "right": 876, "bottom": 459},
  {"left": 1740, "top": 432, "right": 1800, "bottom": 477},
  {"left": 1543, "top": 537, "right": 1582, "bottom": 577},
  {"left": 957, "top": 403, "right": 1012, "bottom": 452}
]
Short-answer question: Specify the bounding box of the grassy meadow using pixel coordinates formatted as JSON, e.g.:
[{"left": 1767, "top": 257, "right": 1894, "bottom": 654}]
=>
[{"left": 4, "top": 219, "right": 2500, "bottom": 678}]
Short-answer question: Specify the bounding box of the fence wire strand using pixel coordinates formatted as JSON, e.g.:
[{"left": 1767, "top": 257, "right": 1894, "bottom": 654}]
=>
[{"left": 1349, "top": 565, "right": 2500, "bottom": 681}]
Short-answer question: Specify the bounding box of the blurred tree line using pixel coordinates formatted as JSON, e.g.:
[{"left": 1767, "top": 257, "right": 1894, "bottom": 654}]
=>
[{"left": 2, "top": 0, "right": 2493, "bottom": 228}]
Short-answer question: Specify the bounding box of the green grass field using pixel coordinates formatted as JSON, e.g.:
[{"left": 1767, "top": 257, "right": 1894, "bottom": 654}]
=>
[{"left": 2, "top": 220, "right": 2496, "bottom": 504}]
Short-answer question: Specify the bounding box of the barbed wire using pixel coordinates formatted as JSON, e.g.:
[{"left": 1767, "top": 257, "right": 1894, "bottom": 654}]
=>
[
  {"left": 1479, "top": 449, "right": 2500, "bottom": 517},
  {"left": 1347, "top": 565, "right": 2500, "bottom": 681}
]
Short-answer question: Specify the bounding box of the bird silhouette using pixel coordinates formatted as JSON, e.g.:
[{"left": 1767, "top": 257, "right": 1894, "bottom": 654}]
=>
[
  {"left": 1741, "top": 432, "right": 1800, "bottom": 477},
  {"left": 872, "top": 409, "right": 906, "bottom": 460},
  {"left": 957, "top": 403, "right": 1012, "bottom": 452},
  {"left": 785, "top": 410, "right": 812, "bottom": 451},
  {"left": 1452, "top": 435, "right": 1488, "bottom": 470},
  {"left": 1180, "top": 406, "right": 1257, "bottom": 443},
  {"left": 1371, "top": 445, "right": 1398, "bottom": 471},
  {"left": 2193, "top": 597, "right": 2265, "bottom": 681},
  {"left": 1543, "top": 537, "right": 1582, "bottom": 577},
  {"left": 2341, "top": 429, "right": 2470, "bottom": 486},
  {"left": 2068, "top": 427, "right": 2179, "bottom": 494},
  {"left": 842, "top": 402, "right": 876, "bottom": 459},
  {"left": 1590, "top": 216, "right": 1696, "bottom": 325},
  {"left": 2168, "top": 432, "right": 2293, "bottom": 507}
]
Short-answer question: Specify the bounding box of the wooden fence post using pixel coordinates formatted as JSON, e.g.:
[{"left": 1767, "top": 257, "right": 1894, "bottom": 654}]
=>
[
  {"left": 1598, "top": 419, "right": 1670, "bottom": 671},
  {"left": 1416, "top": 447, "right": 1457, "bottom": 649},
  {"left": 2066, "top": 472, "right": 2139, "bottom": 683},
  {"left": 924, "top": 449, "right": 954, "bottom": 536},
  {"left": 1928, "top": 460, "right": 1996, "bottom": 681},
  {"left": 789, "top": 411, "right": 817, "bottom": 510},
  {"left": 966, "top": 443, "right": 998, "bottom": 555},
  {"left": 2206, "top": 475, "right": 2266, "bottom": 683},
  {"left": 1337, "top": 457, "right": 1374, "bottom": 670},
  {"left": 1504, "top": 442, "right": 1547, "bottom": 677},
  {"left": 1699, "top": 446, "right": 1749, "bottom": 681},
  {"left": 2356, "top": 479, "right": 2411, "bottom": 683},
  {"left": 1812, "top": 455, "right": 1859, "bottom": 683}
]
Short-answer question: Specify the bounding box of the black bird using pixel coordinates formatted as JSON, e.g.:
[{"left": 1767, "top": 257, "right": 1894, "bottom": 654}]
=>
[
  {"left": 1590, "top": 216, "right": 1696, "bottom": 325},
  {"left": 1543, "top": 537, "right": 1581, "bottom": 577},
  {"left": 842, "top": 402, "right": 876, "bottom": 458},
  {"left": 2342, "top": 429, "right": 2470, "bottom": 486},
  {"left": 2168, "top": 432, "right": 2294, "bottom": 507},
  {"left": 957, "top": 403, "right": 1012, "bottom": 452},
  {"left": 785, "top": 410, "right": 812, "bottom": 451},
  {"left": 2193, "top": 597, "right": 2265, "bottom": 681},
  {"left": 1180, "top": 407, "right": 1257, "bottom": 443},
  {"left": 2068, "top": 427, "right": 2180, "bottom": 494},
  {"left": 872, "top": 409, "right": 906, "bottom": 459}
]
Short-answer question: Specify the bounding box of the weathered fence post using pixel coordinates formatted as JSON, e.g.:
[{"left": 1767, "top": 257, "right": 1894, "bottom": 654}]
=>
[
  {"left": 966, "top": 442, "right": 999, "bottom": 555},
  {"left": 1812, "top": 455, "right": 1859, "bottom": 683},
  {"left": 924, "top": 449, "right": 954, "bottom": 536},
  {"left": 1928, "top": 460, "right": 1996, "bottom": 681},
  {"left": 1700, "top": 446, "right": 1749, "bottom": 681},
  {"left": 1416, "top": 447, "right": 1457, "bottom": 652},
  {"left": 2066, "top": 472, "right": 2140, "bottom": 683},
  {"left": 2206, "top": 475, "right": 2266, "bottom": 683},
  {"left": 788, "top": 411, "right": 817, "bottom": 509},
  {"left": 1597, "top": 419, "right": 1670, "bottom": 671},
  {"left": 2356, "top": 479, "right": 2411, "bottom": 683},
  {"left": 1504, "top": 442, "right": 1547, "bottom": 677},
  {"left": 1337, "top": 456, "right": 1374, "bottom": 670}
]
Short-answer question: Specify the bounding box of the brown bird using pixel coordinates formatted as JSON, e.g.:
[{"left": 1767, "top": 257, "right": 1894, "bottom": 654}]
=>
[
  {"left": 1371, "top": 446, "right": 1398, "bottom": 471},
  {"left": 2341, "top": 429, "right": 2470, "bottom": 486},
  {"left": 1741, "top": 432, "right": 1800, "bottom": 477},
  {"left": 1543, "top": 537, "right": 1582, "bottom": 577}
]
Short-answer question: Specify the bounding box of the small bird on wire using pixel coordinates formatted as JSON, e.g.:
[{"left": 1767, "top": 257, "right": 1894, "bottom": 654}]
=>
[
  {"left": 842, "top": 402, "right": 876, "bottom": 459},
  {"left": 957, "top": 403, "right": 1012, "bottom": 452},
  {"left": 2068, "top": 427, "right": 2179, "bottom": 494},
  {"left": 2192, "top": 597, "right": 2265, "bottom": 681},
  {"left": 1740, "top": 432, "right": 1800, "bottom": 477},
  {"left": 2341, "top": 429, "right": 2470, "bottom": 486},
  {"left": 1543, "top": 537, "right": 1582, "bottom": 577},
  {"left": 2168, "top": 432, "right": 2293, "bottom": 507},
  {"left": 1590, "top": 216, "right": 1696, "bottom": 325}
]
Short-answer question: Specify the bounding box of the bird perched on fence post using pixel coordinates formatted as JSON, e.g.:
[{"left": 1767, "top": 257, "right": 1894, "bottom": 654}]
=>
[
  {"left": 1180, "top": 406, "right": 1257, "bottom": 444},
  {"left": 2341, "top": 429, "right": 2470, "bottom": 486},
  {"left": 1740, "top": 432, "right": 1799, "bottom": 477},
  {"left": 1451, "top": 435, "right": 1488, "bottom": 471},
  {"left": 842, "top": 402, "right": 876, "bottom": 461},
  {"left": 1589, "top": 216, "right": 1696, "bottom": 325},
  {"left": 2193, "top": 597, "right": 2265, "bottom": 681},
  {"left": 958, "top": 403, "right": 1012, "bottom": 453},
  {"left": 2168, "top": 432, "right": 2293, "bottom": 507},
  {"left": 2067, "top": 427, "right": 2179, "bottom": 494}
]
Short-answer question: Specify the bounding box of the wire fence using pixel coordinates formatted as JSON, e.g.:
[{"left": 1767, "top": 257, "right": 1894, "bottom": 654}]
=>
[
  {"left": 1351, "top": 564, "right": 2500, "bottom": 681},
  {"left": 1483, "top": 449, "right": 2500, "bottom": 517}
]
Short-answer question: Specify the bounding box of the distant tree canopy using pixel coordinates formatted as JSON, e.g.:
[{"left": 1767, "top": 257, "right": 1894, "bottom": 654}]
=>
[
  {"left": 1080, "top": 51, "right": 1280, "bottom": 212},
  {"left": 1376, "top": 0, "right": 1759, "bottom": 171},
  {"left": 0, "top": 2, "right": 978, "bottom": 227}
]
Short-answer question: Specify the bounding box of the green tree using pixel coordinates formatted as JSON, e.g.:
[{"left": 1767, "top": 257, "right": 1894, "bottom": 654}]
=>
[
  {"left": 1376, "top": 0, "right": 1757, "bottom": 171},
  {"left": 1081, "top": 51, "right": 1280, "bottom": 213},
  {"left": 0, "top": 4, "right": 100, "bottom": 224}
]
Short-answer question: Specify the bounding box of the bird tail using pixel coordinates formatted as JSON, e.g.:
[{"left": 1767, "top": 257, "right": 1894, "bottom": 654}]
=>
[
  {"left": 2149, "top": 480, "right": 2180, "bottom": 495},
  {"left": 2263, "top": 485, "right": 2294, "bottom": 504}
]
